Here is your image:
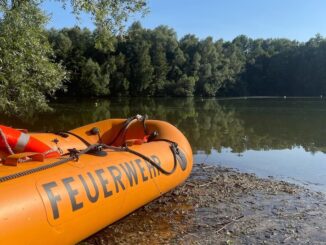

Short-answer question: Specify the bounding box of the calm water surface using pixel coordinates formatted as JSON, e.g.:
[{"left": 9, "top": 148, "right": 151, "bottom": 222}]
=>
[{"left": 2, "top": 97, "right": 326, "bottom": 191}]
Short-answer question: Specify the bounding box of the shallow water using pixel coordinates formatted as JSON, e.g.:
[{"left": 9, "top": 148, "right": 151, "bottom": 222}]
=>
[{"left": 1, "top": 97, "right": 326, "bottom": 191}]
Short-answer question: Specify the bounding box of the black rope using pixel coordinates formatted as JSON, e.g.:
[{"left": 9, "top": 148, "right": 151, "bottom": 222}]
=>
[
  {"left": 107, "top": 116, "right": 137, "bottom": 145},
  {"left": 121, "top": 143, "right": 178, "bottom": 176},
  {"left": 57, "top": 131, "right": 91, "bottom": 147},
  {"left": 0, "top": 140, "right": 180, "bottom": 183},
  {"left": 0, "top": 144, "right": 101, "bottom": 183},
  {"left": 108, "top": 115, "right": 148, "bottom": 146},
  {"left": 0, "top": 115, "right": 181, "bottom": 183},
  {"left": 141, "top": 114, "right": 149, "bottom": 134},
  {"left": 150, "top": 138, "right": 179, "bottom": 145}
]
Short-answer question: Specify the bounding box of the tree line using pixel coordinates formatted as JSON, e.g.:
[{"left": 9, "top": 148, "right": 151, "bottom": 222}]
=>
[
  {"left": 48, "top": 23, "right": 326, "bottom": 98},
  {"left": 0, "top": 0, "right": 147, "bottom": 115},
  {"left": 2, "top": 0, "right": 326, "bottom": 116}
]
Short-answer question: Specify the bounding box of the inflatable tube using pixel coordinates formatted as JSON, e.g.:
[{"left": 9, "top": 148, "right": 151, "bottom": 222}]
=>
[{"left": 0, "top": 118, "right": 193, "bottom": 244}]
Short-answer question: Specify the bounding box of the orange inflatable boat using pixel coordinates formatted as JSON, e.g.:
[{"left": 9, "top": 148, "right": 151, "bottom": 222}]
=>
[{"left": 0, "top": 115, "right": 193, "bottom": 244}]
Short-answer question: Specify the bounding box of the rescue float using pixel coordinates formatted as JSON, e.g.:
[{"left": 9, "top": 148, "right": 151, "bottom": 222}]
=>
[{"left": 0, "top": 115, "right": 193, "bottom": 244}]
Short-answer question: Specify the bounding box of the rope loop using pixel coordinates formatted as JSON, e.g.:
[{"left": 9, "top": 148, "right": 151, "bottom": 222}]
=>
[
  {"left": 68, "top": 148, "right": 80, "bottom": 161},
  {"left": 0, "top": 128, "right": 14, "bottom": 155}
]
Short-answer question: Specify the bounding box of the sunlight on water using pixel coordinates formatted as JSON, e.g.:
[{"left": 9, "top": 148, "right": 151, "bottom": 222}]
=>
[
  {"left": 195, "top": 147, "right": 326, "bottom": 192},
  {"left": 1, "top": 97, "right": 326, "bottom": 191}
]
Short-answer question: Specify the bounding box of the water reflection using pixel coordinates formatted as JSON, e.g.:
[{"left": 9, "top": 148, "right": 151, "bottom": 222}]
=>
[
  {"left": 2, "top": 98, "right": 326, "bottom": 155},
  {"left": 3, "top": 97, "right": 326, "bottom": 189}
]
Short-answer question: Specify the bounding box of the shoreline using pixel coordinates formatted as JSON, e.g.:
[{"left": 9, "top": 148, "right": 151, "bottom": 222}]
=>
[{"left": 82, "top": 163, "right": 326, "bottom": 244}]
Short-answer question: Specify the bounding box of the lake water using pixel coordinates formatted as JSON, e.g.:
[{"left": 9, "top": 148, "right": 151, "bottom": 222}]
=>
[{"left": 1, "top": 97, "right": 326, "bottom": 191}]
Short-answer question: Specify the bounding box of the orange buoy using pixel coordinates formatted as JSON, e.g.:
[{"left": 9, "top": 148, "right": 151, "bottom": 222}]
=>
[
  {"left": 0, "top": 125, "right": 60, "bottom": 158},
  {"left": 0, "top": 118, "right": 193, "bottom": 244}
]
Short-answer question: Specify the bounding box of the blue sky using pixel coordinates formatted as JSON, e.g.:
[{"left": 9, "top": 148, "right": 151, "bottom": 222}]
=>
[{"left": 43, "top": 0, "right": 326, "bottom": 41}]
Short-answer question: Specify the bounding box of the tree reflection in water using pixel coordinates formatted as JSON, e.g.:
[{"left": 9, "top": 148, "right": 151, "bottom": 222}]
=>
[{"left": 1, "top": 98, "right": 326, "bottom": 154}]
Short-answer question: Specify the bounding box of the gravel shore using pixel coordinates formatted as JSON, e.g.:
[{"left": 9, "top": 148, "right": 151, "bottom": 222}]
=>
[{"left": 82, "top": 163, "right": 326, "bottom": 244}]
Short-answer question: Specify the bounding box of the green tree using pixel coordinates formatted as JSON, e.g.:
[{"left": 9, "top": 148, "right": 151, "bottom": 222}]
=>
[
  {"left": 79, "top": 58, "right": 110, "bottom": 96},
  {"left": 179, "top": 34, "right": 201, "bottom": 79},
  {"left": 125, "top": 22, "right": 154, "bottom": 95},
  {"left": 195, "top": 37, "right": 227, "bottom": 96},
  {"left": 45, "top": 24, "right": 326, "bottom": 98},
  {"left": 149, "top": 26, "right": 171, "bottom": 95},
  {"left": 109, "top": 53, "right": 130, "bottom": 96},
  {"left": 0, "top": 3, "right": 66, "bottom": 115},
  {"left": 174, "top": 75, "right": 196, "bottom": 96},
  {"left": 0, "top": 0, "right": 147, "bottom": 35},
  {"left": 0, "top": 0, "right": 147, "bottom": 115}
]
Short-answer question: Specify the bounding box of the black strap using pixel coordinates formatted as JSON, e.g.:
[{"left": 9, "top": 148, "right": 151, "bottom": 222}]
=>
[
  {"left": 107, "top": 116, "right": 137, "bottom": 145},
  {"left": 122, "top": 142, "right": 178, "bottom": 176},
  {"left": 57, "top": 131, "right": 91, "bottom": 147},
  {"left": 108, "top": 115, "right": 148, "bottom": 146},
  {"left": 0, "top": 144, "right": 101, "bottom": 183},
  {"left": 0, "top": 140, "right": 180, "bottom": 183},
  {"left": 0, "top": 115, "right": 180, "bottom": 183}
]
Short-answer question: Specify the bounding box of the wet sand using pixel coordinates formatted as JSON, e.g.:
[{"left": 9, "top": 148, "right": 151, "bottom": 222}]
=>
[{"left": 82, "top": 163, "right": 326, "bottom": 244}]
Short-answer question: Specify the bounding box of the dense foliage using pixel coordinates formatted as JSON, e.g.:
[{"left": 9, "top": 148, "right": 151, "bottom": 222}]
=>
[
  {"left": 0, "top": 3, "right": 66, "bottom": 115},
  {"left": 48, "top": 23, "right": 326, "bottom": 97},
  {"left": 0, "top": 0, "right": 147, "bottom": 35},
  {"left": 0, "top": 0, "right": 147, "bottom": 115}
]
